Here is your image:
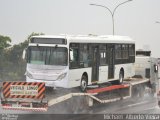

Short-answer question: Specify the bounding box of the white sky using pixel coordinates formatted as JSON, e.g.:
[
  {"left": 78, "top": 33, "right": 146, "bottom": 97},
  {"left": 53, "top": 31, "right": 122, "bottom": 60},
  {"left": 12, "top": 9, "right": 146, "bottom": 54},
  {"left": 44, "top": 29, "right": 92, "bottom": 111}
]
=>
[{"left": 0, "top": 0, "right": 160, "bottom": 57}]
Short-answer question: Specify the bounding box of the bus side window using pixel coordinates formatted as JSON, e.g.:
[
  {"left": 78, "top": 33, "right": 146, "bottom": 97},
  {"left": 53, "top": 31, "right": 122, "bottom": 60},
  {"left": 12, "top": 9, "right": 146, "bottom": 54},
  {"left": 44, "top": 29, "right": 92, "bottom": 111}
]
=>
[
  {"left": 80, "top": 44, "right": 89, "bottom": 68},
  {"left": 69, "top": 43, "right": 79, "bottom": 69},
  {"left": 115, "top": 44, "right": 122, "bottom": 59},
  {"left": 129, "top": 44, "right": 135, "bottom": 63},
  {"left": 122, "top": 44, "right": 129, "bottom": 59}
]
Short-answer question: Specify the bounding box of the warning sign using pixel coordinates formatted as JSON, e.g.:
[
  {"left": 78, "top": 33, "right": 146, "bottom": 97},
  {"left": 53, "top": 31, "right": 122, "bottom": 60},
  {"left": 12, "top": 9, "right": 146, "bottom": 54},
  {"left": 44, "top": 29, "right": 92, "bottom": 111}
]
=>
[
  {"left": 10, "top": 85, "right": 38, "bottom": 96},
  {"left": 3, "top": 82, "right": 45, "bottom": 99}
]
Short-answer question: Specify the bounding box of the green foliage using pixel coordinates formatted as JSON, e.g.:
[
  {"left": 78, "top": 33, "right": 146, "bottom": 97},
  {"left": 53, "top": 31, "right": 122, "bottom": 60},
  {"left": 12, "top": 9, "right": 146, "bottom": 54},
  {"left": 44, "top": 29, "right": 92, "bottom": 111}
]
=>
[
  {"left": 0, "top": 32, "right": 44, "bottom": 81},
  {"left": 27, "top": 32, "right": 44, "bottom": 42},
  {"left": 0, "top": 35, "right": 11, "bottom": 50}
]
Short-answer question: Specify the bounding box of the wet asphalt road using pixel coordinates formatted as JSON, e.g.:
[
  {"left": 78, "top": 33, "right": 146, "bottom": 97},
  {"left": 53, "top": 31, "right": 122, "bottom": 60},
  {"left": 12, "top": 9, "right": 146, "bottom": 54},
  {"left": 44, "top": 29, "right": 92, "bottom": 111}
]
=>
[{"left": 0, "top": 91, "right": 160, "bottom": 120}]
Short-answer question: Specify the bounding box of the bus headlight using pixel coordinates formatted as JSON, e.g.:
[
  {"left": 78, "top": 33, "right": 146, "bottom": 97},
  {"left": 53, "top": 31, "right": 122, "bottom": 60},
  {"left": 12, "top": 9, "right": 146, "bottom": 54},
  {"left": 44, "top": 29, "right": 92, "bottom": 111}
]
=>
[
  {"left": 25, "top": 71, "right": 33, "bottom": 79},
  {"left": 56, "top": 72, "right": 67, "bottom": 80}
]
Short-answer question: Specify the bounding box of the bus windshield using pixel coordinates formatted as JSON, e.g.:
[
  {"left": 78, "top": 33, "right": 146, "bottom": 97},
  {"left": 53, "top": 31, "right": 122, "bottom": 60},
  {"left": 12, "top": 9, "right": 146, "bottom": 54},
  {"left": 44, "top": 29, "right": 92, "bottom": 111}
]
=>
[{"left": 28, "top": 46, "right": 68, "bottom": 66}]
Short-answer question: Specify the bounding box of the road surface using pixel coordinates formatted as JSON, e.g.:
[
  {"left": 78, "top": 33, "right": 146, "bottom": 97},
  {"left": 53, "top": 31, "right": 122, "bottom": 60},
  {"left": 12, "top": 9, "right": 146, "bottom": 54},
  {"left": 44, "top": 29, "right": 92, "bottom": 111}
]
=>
[{"left": 0, "top": 89, "right": 160, "bottom": 120}]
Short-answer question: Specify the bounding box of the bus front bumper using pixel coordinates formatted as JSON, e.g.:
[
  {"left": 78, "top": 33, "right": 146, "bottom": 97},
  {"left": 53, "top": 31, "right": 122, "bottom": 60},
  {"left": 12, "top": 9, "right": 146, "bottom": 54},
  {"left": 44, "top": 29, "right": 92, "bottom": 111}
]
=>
[
  {"left": 26, "top": 76, "right": 68, "bottom": 88},
  {"left": 26, "top": 77, "right": 57, "bottom": 88}
]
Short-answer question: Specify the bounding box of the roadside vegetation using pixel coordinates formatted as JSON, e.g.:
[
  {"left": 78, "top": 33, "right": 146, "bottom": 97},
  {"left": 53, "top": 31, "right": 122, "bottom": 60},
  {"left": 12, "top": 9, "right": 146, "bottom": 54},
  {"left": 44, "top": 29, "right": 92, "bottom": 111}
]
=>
[{"left": 0, "top": 32, "right": 44, "bottom": 81}]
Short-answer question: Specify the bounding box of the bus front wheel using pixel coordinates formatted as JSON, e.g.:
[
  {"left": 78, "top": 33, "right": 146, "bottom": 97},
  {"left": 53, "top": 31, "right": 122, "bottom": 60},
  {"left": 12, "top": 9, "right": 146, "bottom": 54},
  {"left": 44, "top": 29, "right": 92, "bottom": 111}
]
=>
[{"left": 80, "top": 75, "right": 88, "bottom": 92}]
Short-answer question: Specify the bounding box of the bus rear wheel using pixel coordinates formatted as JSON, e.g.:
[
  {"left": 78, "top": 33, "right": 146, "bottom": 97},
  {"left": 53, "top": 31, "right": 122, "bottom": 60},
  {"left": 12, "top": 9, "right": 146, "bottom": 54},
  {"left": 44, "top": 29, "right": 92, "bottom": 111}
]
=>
[{"left": 80, "top": 75, "right": 88, "bottom": 92}]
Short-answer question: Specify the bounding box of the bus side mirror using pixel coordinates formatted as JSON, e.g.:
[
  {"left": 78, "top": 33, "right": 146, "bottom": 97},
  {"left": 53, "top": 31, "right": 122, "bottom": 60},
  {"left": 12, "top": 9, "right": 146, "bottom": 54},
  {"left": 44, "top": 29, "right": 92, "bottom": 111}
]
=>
[
  {"left": 70, "top": 49, "right": 74, "bottom": 62},
  {"left": 22, "top": 48, "right": 27, "bottom": 60}
]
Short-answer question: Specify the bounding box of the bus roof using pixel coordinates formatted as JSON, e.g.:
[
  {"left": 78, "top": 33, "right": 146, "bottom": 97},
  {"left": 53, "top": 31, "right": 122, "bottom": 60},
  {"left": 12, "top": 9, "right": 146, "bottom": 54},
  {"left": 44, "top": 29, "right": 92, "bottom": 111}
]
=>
[{"left": 31, "top": 35, "right": 135, "bottom": 44}]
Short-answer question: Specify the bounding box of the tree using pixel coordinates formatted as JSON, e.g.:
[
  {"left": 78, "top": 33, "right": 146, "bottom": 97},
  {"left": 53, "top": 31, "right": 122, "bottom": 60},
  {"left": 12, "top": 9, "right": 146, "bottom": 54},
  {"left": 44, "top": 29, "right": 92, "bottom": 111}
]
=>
[
  {"left": 0, "top": 32, "right": 44, "bottom": 81},
  {"left": 0, "top": 35, "right": 11, "bottom": 50},
  {"left": 0, "top": 35, "right": 11, "bottom": 56},
  {"left": 0, "top": 35, "right": 11, "bottom": 80},
  {"left": 8, "top": 32, "right": 45, "bottom": 63},
  {"left": 27, "top": 32, "right": 45, "bottom": 42}
]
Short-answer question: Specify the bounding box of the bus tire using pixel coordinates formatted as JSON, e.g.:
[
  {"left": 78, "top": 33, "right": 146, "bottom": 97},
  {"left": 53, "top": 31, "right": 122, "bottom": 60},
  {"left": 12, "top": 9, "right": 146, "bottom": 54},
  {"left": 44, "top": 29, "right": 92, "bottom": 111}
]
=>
[
  {"left": 119, "top": 70, "right": 124, "bottom": 84},
  {"left": 80, "top": 75, "right": 88, "bottom": 92}
]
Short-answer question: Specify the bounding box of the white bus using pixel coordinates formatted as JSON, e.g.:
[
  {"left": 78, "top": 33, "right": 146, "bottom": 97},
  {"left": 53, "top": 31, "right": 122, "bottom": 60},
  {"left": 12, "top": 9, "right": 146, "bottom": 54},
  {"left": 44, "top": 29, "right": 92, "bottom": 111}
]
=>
[{"left": 25, "top": 35, "right": 135, "bottom": 91}]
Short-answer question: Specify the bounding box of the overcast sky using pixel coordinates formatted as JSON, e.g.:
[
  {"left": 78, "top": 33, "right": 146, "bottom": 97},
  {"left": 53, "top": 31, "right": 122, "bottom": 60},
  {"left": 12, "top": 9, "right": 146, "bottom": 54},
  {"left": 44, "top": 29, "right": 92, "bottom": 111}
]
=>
[{"left": 0, "top": 0, "right": 160, "bottom": 57}]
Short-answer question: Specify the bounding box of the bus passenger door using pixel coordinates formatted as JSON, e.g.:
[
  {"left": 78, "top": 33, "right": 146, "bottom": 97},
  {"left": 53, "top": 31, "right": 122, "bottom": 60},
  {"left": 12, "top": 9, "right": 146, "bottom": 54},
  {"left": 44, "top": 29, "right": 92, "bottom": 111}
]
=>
[
  {"left": 91, "top": 46, "right": 99, "bottom": 82},
  {"left": 108, "top": 44, "right": 115, "bottom": 79}
]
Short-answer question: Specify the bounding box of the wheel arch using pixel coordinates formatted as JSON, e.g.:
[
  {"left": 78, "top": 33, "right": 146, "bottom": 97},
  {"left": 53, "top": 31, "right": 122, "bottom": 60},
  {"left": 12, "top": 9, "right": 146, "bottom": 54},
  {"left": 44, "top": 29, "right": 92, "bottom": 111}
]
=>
[{"left": 82, "top": 72, "right": 88, "bottom": 84}]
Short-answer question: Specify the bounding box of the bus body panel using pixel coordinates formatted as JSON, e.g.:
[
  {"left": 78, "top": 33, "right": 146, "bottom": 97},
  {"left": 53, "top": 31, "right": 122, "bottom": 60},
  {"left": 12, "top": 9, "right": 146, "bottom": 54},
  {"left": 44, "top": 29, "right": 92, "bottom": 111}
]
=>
[
  {"left": 114, "top": 63, "right": 135, "bottom": 79},
  {"left": 25, "top": 35, "right": 135, "bottom": 89},
  {"left": 26, "top": 64, "right": 69, "bottom": 88},
  {"left": 99, "top": 66, "right": 108, "bottom": 82},
  {"left": 68, "top": 68, "right": 92, "bottom": 88}
]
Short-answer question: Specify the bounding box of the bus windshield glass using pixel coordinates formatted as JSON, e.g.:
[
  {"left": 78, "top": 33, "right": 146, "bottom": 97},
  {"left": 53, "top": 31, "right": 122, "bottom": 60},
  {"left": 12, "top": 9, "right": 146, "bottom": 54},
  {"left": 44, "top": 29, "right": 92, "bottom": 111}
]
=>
[{"left": 28, "top": 47, "right": 68, "bottom": 66}]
